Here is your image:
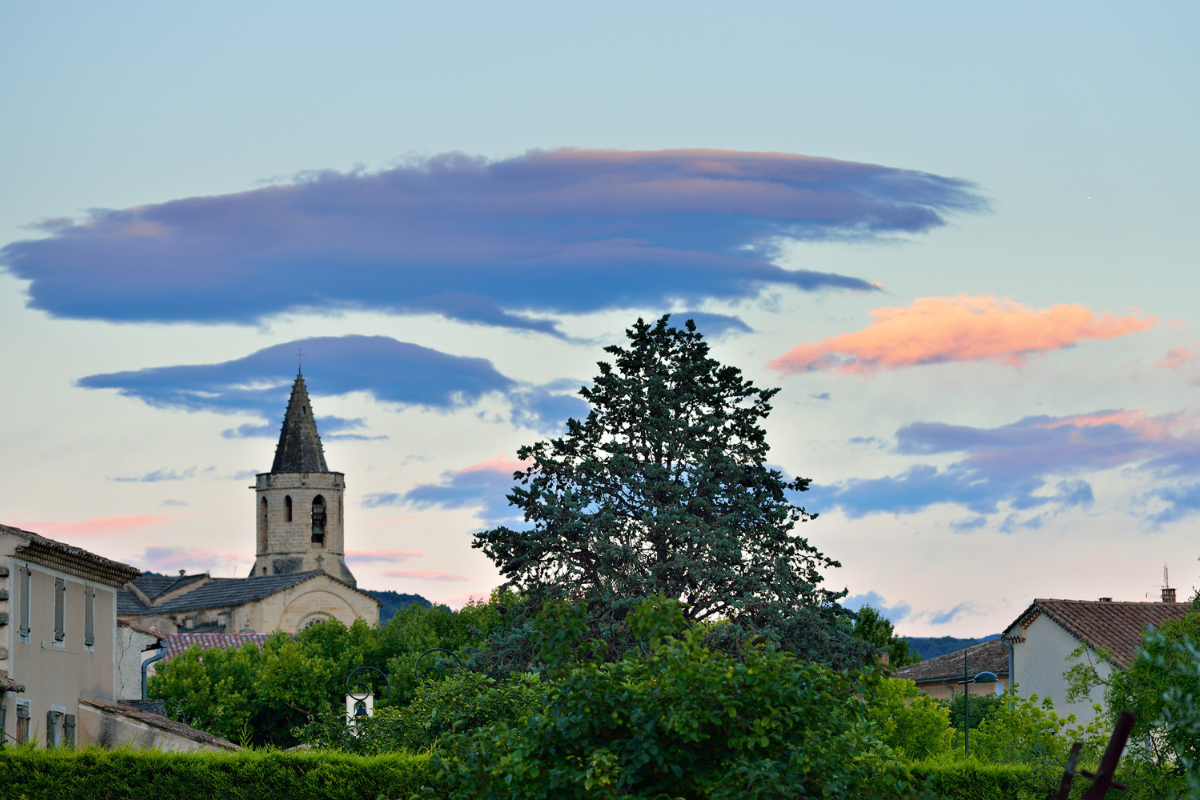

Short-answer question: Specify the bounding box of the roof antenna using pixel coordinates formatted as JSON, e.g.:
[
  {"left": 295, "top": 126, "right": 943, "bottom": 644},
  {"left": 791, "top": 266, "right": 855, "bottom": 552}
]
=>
[
  {"left": 296, "top": 348, "right": 304, "bottom": 375},
  {"left": 1164, "top": 563, "right": 1170, "bottom": 589}
]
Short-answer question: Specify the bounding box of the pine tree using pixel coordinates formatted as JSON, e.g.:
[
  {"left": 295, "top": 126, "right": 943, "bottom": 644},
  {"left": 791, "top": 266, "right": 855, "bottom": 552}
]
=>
[{"left": 473, "top": 316, "right": 870, "bottom": 668}]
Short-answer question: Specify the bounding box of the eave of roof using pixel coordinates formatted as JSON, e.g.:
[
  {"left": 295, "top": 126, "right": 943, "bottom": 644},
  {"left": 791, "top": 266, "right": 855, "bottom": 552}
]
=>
[
  {"left": 1004, "top": 598, "right": 1192, "bottom": 668},
  {"left": 137, "top": 570, "right": 380, "bottom": 615},
  {"left": 1, "top": 523, "right": 140, "bottom": 586}
]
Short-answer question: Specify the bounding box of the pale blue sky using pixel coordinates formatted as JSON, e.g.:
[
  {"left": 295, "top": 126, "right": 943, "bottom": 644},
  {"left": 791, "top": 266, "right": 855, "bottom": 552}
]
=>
[{"left": 1, "top": 2, "right": 1197, "bottom": 633}]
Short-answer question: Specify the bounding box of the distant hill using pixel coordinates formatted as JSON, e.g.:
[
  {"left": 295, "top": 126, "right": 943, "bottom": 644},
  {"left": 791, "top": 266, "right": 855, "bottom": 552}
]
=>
[
  {"left": 363, "top": 589, "right": 432, "bottom": 623},
  {"left": 901, "top": 634, "right": 1000, "bottom": 661}
]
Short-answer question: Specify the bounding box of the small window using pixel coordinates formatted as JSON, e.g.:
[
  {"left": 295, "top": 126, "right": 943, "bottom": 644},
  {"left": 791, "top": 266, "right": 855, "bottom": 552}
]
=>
[
  {"left": 18, "top": 566, "right": 31, "bottom": 637},
  {"left": 285, "top": 495, "right": 293, "bottom": 522},
  {"left": 54, "top": 578, "right": 65, "bottom": 642},
  {"left": 15, "top": 704, "right": 30, "bottom": 745},
  {"left": 311, "top": 495, "right": 326, "bottom": 545},
  {"left": 84, "top": 587, "right": 95, "bottom": 647},
  {"left": 259, "top": 497, "right": 269, "bottom": 551}
]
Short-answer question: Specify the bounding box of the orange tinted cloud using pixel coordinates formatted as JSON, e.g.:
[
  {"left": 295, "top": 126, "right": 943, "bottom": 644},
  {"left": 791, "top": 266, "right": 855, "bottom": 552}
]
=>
[
  {"left": 1157, "top": 348, "right": 1196, "bottom": 370},
  {"left": 18, "top": 514, "right": 181, "bottom": 537},
  {"left": 768, "top": 295, "right": 1155, "bottom": 375}
]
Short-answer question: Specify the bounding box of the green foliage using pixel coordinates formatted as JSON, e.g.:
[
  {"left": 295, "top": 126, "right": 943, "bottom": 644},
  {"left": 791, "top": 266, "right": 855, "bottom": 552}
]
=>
[
  {"left": 430, "top": 595, "right": 911, "bottom": 799},
  {"left": 473, "top": 315, "right": 869, "bottom": 670},
  {"left": 901, "top": 758, "right": 1046, "bottom": 800},
  {"left": 904, "top": 636, "right": 999, "bottom": 661},
  {"left": 942, "top": 692, "right": 1004, "bottom": 734},
  {"left": 150, "top": 597, "right": 512, "bottom": 747},
  {"left": 296, "top": 671, "right": 544, "bottom": 755},
  {"left": 965, "top": 691, "right": 1105, "bottom": 771},
  {"left": 1105, "top": 612, "right": 1200, "bottom": 770},
  {"left": 850, "top": 605, "right": 920, "bottom": 668},
  {"left": 861, "top": 677, "right": 953, "bottom": 760},
  {"left": 0, "top": 746, "right": 443, "bottom": 800}
]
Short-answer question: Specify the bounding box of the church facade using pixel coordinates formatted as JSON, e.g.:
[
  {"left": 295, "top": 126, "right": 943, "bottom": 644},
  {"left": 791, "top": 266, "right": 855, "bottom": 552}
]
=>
[{"left": 117, "top": 373, "right": 379, "bottom": 634}]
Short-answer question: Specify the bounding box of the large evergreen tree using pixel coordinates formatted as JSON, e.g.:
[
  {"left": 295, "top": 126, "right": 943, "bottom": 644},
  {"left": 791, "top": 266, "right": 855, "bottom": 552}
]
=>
[{"left": 474, "top": 316, "right": 870, "bottom": 668}]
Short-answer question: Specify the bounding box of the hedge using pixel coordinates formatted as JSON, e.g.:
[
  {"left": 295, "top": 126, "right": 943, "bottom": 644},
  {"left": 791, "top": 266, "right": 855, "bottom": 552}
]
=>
[
  {"left": 0, "top": 747, "right": 445, "bottom": 800},
  {"left": 904, "top": 760, "right": 1048, "bottom": 800}
]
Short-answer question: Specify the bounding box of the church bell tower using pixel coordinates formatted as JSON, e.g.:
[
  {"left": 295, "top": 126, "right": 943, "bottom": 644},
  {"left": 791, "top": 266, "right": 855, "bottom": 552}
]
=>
[{"left": 251, "top": 372, "right": 357, "bottom": 587}]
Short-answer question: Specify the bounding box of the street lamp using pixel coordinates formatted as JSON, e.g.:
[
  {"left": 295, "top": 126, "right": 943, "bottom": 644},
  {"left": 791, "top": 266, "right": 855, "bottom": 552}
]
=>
[
  {"left": 345, "top": 666, "right": 392, "bottom": 728},
  {"left": 957, "top": 650, "right": 998, "bottom": 758}
]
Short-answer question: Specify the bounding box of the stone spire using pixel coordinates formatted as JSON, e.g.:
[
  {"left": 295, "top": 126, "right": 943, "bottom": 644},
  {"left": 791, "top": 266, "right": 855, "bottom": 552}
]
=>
[{"left": 270, "top": 373, "right": 329, "bottom": 474}]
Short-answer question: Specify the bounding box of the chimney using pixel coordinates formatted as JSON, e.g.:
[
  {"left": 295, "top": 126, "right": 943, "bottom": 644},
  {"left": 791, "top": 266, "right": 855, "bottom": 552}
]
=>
[
  {"left": 1162, "top": 587, "right": 1177, "bottom": 604},
  {"left": 1098, "top": 597, "right": 1112, "bottom": 603},
  {"left": 879, "top": 650, "right": 890, "bottom": 666}
]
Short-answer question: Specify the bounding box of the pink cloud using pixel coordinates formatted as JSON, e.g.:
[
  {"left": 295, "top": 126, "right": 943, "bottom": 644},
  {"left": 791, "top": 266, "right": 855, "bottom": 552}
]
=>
[
  {"left": 345, "top": 549, "right": 425, "bottom": 564},
  {"left": 767, "top": 295, "right": 1156, "bottom": 375},
  {"left": 17, "top": 514, "right": 182, "bottom": 537},
  {"left": 140, "top": 546, "right": 225, "bottom": 573},
  {"left": 381, "top": 569, "right": 469, "bottom": 582},
  {"left": 457, "top": 454, "right": 531, "bottom": 475},
  {"left": 1157, "top": 348, "right": 1196, "bottom": 370},
  {"left": 374, "top": 516, "right": 415, "bottom": 525},
  {"left": 433, "top": 591, "right": 492, "bottom": 609}
]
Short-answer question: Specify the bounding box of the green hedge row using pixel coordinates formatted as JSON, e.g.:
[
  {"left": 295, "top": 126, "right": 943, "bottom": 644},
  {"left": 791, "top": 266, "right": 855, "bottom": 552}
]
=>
[
  {"left": 904, "top": 760, "right": 1048, "bottom": 800},
  {"left": 0, "top": 747, "right": 445, "bottom": 800}
]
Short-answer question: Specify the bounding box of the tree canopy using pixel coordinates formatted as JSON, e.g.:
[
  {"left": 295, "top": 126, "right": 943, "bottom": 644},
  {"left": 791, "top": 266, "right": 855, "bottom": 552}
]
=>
[{"left": 473, "top": 315, "right": 868, "bottom": 667}]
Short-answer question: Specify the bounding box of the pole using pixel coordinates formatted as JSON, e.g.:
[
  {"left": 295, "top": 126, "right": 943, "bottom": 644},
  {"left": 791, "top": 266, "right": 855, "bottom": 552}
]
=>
[{"left": 964, "top": 651, "right": 970, "bottom": 758}]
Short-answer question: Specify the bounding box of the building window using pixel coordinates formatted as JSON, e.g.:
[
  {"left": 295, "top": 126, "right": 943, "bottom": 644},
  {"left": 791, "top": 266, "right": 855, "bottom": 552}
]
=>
[
  {"left": 259, "top": 497, "right": 269, "bottom": 551},
  {"left": 285, "top": 495, "right": 293, "bottom": 522},
  {"left": 15, "top": 703, "right": 29, "bottom": 745},
  {"left": 311, "top": 495, "right": 326, "bottom": 545},
  {"left": 84, "top": 587, "right": 95, "bottom": 647},
  {"left": 46, "top": 710, "right": 63, "bottom": 747},
  {"left": 18, "top": 566, "right": 31, "bottom": 639},
  {"left": 54, "top": 578, "right": 66, "bottom": 642}
]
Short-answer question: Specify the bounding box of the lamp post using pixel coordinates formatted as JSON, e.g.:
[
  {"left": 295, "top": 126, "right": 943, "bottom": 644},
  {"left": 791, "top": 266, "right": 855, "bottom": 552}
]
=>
[
  {"left": 345, "top": 665, "right": 392, "bottom": 728},
  {"left": 957, "top": 650, "right": 998, "bottom": 758}
]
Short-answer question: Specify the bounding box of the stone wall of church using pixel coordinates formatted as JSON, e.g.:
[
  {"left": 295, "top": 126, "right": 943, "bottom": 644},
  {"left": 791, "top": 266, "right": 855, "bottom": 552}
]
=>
[
  {"left": 245, "top": 575, "right": 379, "bottom": 632},
  {"left": 251, "top": 471, "right": 354, "bottom": 584}
]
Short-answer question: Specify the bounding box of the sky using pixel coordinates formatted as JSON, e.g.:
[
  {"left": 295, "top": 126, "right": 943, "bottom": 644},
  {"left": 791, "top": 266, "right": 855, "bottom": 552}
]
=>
[{"left": 1, "top": 2, "right": 1197, "bottom": 636}]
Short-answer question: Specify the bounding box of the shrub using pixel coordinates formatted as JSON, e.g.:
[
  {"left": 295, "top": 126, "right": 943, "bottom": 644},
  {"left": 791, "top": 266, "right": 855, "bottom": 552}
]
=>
[
  {"left": 861, "top": 677, "right": 953, "bottom": 760},
  {"left": 902, "top": 758, "right": 1045, "bottom": 800},
  {"left": 0, "top": 746, "right": 444, "bottom": 800},
  {"left": 296, "top": 670, "right": 544, "bottom": 754},
  {"left": 431, "top": 595, "right": 913, "bottom": 799}
]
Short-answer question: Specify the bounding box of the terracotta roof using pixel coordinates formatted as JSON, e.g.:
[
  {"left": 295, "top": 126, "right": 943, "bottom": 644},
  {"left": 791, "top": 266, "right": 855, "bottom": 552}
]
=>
[
  {"left": 1005, "top": 599, "right": 1191, "bottom": 668},
  {"left": 79, "top": 696, "right": 239, "bottom": 751},
  {"left": 1, "top": 675, "right": 25, "bottom": 693},
  {"left": 894, "top": 638, "right": 1009, "bottom": 684},
  {"left": 0, "top": 523, "right": 140, "bottom": 586},
  {"left": 165, "top": 632, "right": 277, "bottom": 662}
]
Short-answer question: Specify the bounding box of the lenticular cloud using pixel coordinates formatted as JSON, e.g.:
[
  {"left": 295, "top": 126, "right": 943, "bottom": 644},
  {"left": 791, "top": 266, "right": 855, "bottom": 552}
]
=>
[
  {"left": 0, "top": 148, "right": 984, "bottom": 332},
  {"left": 768, "top": 295, "right": 1155, "bottom": 375}
]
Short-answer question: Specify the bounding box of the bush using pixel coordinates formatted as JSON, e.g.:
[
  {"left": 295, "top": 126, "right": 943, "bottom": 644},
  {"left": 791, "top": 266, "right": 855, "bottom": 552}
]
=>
[
  {"left": 431, "top": 595, "right": 914, "bottom": 799},
  {"left": 296, "top": 670, "right": 545, "bottom": 754},
  {"left": 861, "top": 677, "right": 953, "bottom": 760},
  {"left": 902, "top": 759, "right": 1045, "bottom": 800},
  {"left": 150, "top": 595, "right": 514, "bottom": 747},
  {"left": 0, "top": 746, "right": 444, "bottom": 800}
]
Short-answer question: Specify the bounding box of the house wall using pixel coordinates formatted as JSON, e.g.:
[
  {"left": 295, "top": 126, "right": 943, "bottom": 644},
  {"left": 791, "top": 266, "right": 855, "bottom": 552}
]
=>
[
  {"left": 1010, "top": 614, "right": 1113, "bottom": 726},
  {"left": 916, "top": 675, "right": 1010, "bottom": 702},
  {"left": 115, "top": 627, "right": 161, "bottom": 702},
  {"left": 76, "top": 701, "right": 234, "bottom": 752},
  {"left": 1, "top": 538, "right": 119, "bottom": 746}
]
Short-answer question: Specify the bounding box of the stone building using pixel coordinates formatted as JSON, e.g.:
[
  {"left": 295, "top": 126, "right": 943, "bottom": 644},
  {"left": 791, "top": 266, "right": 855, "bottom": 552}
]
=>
[
  {"left": 0, "top": 523, "right": 234, "bottom": 750},
  {"left": 117, "top": 372, "right": 379, "bottom": 635}
]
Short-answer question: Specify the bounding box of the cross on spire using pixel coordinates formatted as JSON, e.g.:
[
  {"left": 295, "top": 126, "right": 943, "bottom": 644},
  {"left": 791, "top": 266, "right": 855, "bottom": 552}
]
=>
[{"left": 296, "top": 348, "right": 304, "bottom": 374}]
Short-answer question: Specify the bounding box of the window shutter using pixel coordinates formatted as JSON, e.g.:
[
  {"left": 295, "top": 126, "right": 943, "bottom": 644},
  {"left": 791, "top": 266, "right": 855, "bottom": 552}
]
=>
[
  {"left": 15, "top": 704, "right": 29, "bottom": 745},
  {"left": 84, "top": 588, "right": 95, "bottom": 646},
  {"left": 0, "top": 702, "right": 6, "bottom": 741},
  {"left": 18, "top": 567, "right": 30, "bottom": 636},
  {"left": 54, "top": 577, "right": 65, "bottom": 642},
  {"left": 63, "top": 714, "right": 76, "bottom": 747}
]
